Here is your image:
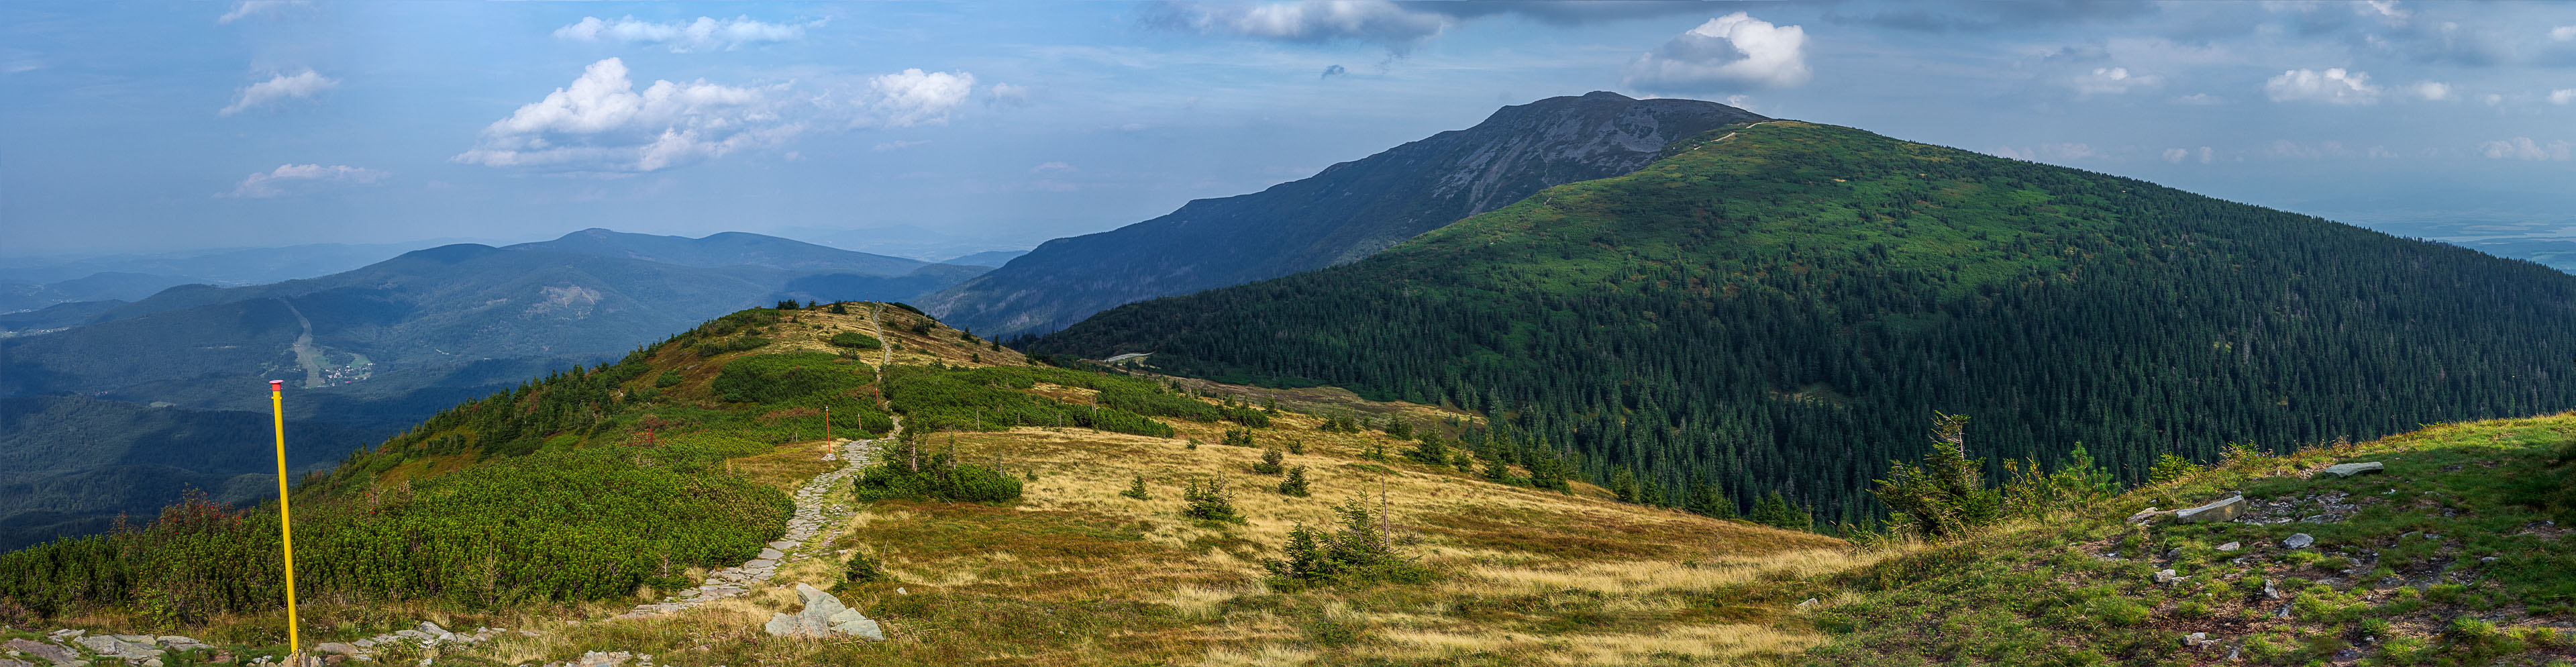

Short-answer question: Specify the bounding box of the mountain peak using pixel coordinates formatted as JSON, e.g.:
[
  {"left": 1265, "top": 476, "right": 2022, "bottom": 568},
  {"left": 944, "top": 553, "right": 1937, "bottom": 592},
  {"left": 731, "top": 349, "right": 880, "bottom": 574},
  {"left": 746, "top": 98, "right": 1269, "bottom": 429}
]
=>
[{"left": 925, "top": 93, "right": 1766, "bottom": 338}]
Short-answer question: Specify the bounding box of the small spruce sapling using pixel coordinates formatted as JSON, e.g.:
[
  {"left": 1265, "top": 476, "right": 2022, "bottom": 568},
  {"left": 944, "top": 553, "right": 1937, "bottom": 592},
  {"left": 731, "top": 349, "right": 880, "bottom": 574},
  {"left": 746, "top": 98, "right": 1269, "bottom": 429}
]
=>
[
  {"left": 1253, "top": 447, "right": 1286, "bottom": 474},
  {"left": 1278, "top": 465, "right": 1312, "bottom": 497},
  {"left": 1121, "top": 475, "right": 1151, "bottom": 500},
  {"left": 1180, "top": 478, "right": 1244, "bottom": 523},
  {"left": 845, "top": 549, "right": 892, "bottom": 584},
  {"left": 1286, "top": 439, "right": 1306, "bottom": 455}
]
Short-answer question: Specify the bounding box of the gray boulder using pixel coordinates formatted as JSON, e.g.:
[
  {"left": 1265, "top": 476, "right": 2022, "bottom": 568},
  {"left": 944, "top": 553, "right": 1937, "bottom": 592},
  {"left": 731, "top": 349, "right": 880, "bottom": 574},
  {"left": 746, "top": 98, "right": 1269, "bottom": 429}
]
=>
[
  {"left": 73, "top": 635, "right": 157, "bottom": 660},
  {"left": 3, "top": 657, "right": 36, "bottom": 667},
  {"left": 313, "top": 643, "right": 362, "bottom": 656},
  {"left": 2318, "top": 462, "right": 2384, "bottom": 478},
  {"left": 2284, "top": 533, "right": 2315, "bottom": 549},
  {"left": 2126, "top": 507, "right": 2175, "bottom": 525},
  {"left": 765, "top": 583, "right": 886, "bottom": 641},
  {"left": 2216, "top": 542, "right": 2241, "bottom": 552},
  {"left": 2175, "top": 495, "right": 2245, "bottom": 523},
  {"left": 3, "top": 639, "right": 82, "bottom": 666}
]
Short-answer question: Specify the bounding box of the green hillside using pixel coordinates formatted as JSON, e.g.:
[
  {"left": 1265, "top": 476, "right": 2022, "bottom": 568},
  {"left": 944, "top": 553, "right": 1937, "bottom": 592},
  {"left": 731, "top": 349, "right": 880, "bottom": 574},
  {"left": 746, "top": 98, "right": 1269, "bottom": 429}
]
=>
[
  {"left": 1801, "top": 412, "right": 2576, "bottom": 666},
  {"left": 1031, "top": 120, "right": 2576, "bottom": 526}
]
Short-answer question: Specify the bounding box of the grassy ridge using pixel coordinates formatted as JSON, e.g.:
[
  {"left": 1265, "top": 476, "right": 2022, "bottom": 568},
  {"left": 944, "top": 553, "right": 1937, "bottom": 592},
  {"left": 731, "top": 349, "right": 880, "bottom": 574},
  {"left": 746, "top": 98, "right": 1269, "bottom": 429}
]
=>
[{"left": 1803, "top": 414, "right": 2576, "bottom": 666}]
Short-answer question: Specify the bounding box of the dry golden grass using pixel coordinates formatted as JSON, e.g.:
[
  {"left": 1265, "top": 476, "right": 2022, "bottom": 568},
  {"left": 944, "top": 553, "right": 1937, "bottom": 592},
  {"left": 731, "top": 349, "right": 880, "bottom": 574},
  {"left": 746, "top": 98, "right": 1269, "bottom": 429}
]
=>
[
  {"left": 726, "top": 438, "right": 839, "bottom": 492},
  {"left": 259, "top": 305, "right": 1856, "bottom": 666}
]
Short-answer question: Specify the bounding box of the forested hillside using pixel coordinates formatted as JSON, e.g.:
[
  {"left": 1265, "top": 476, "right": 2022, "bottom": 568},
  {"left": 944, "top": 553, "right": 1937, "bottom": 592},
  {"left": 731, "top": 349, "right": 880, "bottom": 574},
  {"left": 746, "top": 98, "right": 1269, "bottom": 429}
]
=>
[
  {"left": 1032, "top": 120, "right": 2576, "bottom": 527},
  {"left": 925, "top": 91, "right": 1763, "bottom": 338}
]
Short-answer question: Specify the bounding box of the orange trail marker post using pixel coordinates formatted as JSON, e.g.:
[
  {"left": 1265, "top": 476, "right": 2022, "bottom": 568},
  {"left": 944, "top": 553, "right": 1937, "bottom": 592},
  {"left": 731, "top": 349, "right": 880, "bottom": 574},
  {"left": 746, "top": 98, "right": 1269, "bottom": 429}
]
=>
[{"left": 268, "top": 380, "right": 303, "bottom": 660}]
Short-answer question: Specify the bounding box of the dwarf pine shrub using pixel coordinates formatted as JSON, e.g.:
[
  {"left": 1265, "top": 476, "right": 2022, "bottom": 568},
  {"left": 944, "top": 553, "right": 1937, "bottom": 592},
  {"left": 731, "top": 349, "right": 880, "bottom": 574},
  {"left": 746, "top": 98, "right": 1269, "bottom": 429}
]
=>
[
  {"left": 1253, "top": 448, "right": 1285, "bottom": 474},
  {"left": 1180, "top": 478, "right": 1243, "bottom": 523}
]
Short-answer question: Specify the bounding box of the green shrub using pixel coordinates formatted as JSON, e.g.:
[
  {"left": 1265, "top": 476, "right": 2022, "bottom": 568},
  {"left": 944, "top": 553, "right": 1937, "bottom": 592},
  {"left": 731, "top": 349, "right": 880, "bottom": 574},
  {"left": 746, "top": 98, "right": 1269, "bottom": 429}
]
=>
[
  {"left": 0, "top": 452, "right": 790, "bottom": 619},
  {"left": 1278, "top": 466, "right": 1312, "bottom": 497},
  {"left": 1871, "top": 413, "right": 2000, "bottom": 538},
  {"left": 1180, "top": 478, "right": 1243, "bottom": 523},
  {"left": 713, "top": 353, "right": 870, "bottom": 404},
  {"left": 844, "top": 550, "right": 892, "bottom": 584},
  {"left": 829, "top": 332, "right": 883, "bottom": 350},
  {"left": 654, "top": 370, "right": 684, "bottom": 387},
  {"left": 2149, "top": 452, "right": 2202, "bottom": 484},
  {"left": 1121, "top": 475, "right": 1151, "bottom": 500},
  {"left": 1223, "top": 428, "right": 1257, "bottom": 447},
  {"left": 851, "top": 452, "right": 1024, "bottom": 503},
  {"left": 1261, "top": 500, "right": 1432, "bottom": 590},
  {"left": 692, "top": 335, "right": 772, "bottom": 358},
  {"left": 1252, "top": 448, "right": 1285, "bottom": 474}
]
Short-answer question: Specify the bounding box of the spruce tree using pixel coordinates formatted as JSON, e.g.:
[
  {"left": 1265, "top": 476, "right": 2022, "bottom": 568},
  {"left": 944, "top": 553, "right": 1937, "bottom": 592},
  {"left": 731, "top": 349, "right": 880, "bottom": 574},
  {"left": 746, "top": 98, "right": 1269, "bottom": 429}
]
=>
[{"left": 1278, "top": 465, "right": 1312, "bottom": 497}]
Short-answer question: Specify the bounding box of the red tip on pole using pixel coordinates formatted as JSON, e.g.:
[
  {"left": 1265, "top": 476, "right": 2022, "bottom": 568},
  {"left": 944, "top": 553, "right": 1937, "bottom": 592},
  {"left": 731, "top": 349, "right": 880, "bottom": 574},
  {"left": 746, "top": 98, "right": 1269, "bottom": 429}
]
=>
[{"left": 271, "top": 380, "right": 285, "bottom": 391}]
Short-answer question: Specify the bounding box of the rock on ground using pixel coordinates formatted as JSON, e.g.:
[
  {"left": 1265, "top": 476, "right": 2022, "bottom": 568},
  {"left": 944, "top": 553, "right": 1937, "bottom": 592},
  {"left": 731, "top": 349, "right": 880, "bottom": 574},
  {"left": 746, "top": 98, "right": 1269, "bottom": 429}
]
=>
[
  {"left": 2318, "top": 462, "right": 2385, "bottom": 478},
  {"left": 2175, "top": 495, "right": 2245, "bottom": 523},
  {"left": 5, "top": 639, "right": 83, "bottom": 666},
  {"left": 765, "top": 582, "right": 886, "bottom": 641}
]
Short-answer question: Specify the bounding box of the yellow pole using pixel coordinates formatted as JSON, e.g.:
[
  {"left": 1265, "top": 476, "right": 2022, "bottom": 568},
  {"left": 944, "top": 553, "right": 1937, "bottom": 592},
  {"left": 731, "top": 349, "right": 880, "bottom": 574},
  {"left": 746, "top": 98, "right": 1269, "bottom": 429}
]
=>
[{"left": 269, "top": 380, "right": 302, "bottom": 659}]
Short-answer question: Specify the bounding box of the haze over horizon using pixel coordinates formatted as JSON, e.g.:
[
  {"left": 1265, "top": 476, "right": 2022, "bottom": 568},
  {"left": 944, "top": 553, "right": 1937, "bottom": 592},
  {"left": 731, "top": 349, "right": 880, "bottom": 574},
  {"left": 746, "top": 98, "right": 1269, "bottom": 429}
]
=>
[{"left": 7, "top": 0, "right": 2576, "bottom": 258}]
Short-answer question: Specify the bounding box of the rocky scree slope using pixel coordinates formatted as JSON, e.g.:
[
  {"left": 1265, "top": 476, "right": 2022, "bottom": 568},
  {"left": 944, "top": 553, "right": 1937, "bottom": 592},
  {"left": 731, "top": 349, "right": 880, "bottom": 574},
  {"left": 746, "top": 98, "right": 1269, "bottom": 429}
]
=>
[{"left": 923, "top": 91, "right": 1763, "bottom": 338}]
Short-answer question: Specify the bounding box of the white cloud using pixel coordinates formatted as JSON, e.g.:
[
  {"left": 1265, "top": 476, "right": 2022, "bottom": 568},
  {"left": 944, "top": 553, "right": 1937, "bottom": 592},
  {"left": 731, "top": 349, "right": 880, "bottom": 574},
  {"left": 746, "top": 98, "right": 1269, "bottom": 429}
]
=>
[
  {"left": 1623, "top": 13, "right": 1812, "bottom": 91},
  {"left": 2173, "top": 93, "right": 2228, "bottom": 105},
  {"left": 2485, "top": 93, "right": 2505, "bottom": 106},
  {"left": 2478, "top": 137, "right": 2572, "bottom": 160},
  {"left": 456, "top": 58, "right": 986, "bottom": 172},
  {"left": 219, "top": 164, "right": 387, "bottom": 198},
  {"left": 2551, "top": 89, "right": 2576, "bottom": 105},
  {"left": 552, "top": 15, "right": 817, "bottom": 53},
  {"left": 989, "top": 83, "right": 1030, "bottom": 106},
  {"left": 2550, "top": 25, "right": 2576, "bottom": 41},
  {"left": 2359, "top": 0, "right": 2410, "bottom": 24},
  {"left": 2071, "top": 66, "right": 2161, "bottom": 96},
  {"left": 2408, "top": 81, "right": 2453, "bottom": 101},
  {"left": 1150, "top": 0, "right": 1451, "bottom": 48},
  {"left": 866, "top": 68, "right": 977, "bottom": 127},
  {"left": 456, "top": 58, "right": 800, "bottom": 172},
  {"left": 2263, "top": 68, "right": 2380, "bottom": 105},
  {"left": 1724, "top": 94, "right": 1755, "bottom": 111},
  {"left": 217, "top": 0, "right": 306, "bottom": 24},
  {"left": 2162, "top": 148, "right": 2188, "bottom": 163},
  {"left": 1031, "top": 162, "right": 1076, "bottom": 172},
  {"left": 219, "top": 69, "right": 337, "bottom": 117},
  {"left": 872, "top": 140, "right": 931, "bottom": 152}
]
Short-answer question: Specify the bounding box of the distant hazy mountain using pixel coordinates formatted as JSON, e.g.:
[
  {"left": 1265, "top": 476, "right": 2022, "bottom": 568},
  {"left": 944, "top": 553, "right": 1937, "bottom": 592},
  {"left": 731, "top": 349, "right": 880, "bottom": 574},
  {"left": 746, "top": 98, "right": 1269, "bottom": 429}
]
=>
[
  {"left": 923, "top": 91, "right": 1765, "bottom": 338},
  {"left": 510, "top": 228, "right": 933, "bottom": 275},
  {"left": 0, "top": 240, "right": 483, "bottom": 286},
  {"left": 0, "top": 229, "right": 995, "bottom": 548},
  {"left": 0, "top": 272, "right": 192, "bottom": 314},
  {"left": 940, "top": 250, "right": 1029, "bottom": 268}
]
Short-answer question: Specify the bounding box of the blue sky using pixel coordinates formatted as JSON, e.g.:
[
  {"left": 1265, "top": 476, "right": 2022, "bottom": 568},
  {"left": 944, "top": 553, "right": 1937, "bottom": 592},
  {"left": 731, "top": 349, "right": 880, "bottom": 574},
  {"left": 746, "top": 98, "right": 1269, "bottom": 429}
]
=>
[{"left": 5, "top": 1, "right": 2575, "bottom": 260}]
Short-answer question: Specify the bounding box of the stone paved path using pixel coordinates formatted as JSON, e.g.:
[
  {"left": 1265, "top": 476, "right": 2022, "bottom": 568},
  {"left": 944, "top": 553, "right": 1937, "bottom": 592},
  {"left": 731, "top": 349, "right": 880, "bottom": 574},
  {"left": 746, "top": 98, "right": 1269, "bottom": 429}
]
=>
[{"left": 611, "top": 437, "right": 878, "bottom": 620}]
